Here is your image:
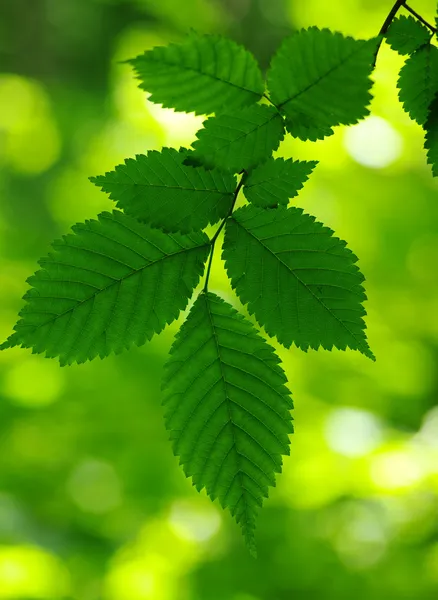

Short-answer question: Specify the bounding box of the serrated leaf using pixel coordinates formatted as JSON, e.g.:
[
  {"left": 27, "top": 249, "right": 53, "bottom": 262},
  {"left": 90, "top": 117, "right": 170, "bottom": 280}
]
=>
[
  {"left": 1, "top": 211, "right": 210, "bottom": 365},
  {"left": 243, "top": 157, "right": 317, "bottom": 208},
  {"left": 398, "top": 44, "right": 438, "bottom": 125},
  {"left": 162, "top": 292, "right": 293, "bottom": 555},
  {"left": 385, "top": 15, "right": 431, "bottom": 55},
  {"left": 223, "top": 205, "right": 374, "bottom": 359},
  {"left": 129, "top": 32, "right": 264, "bottom": 116},
  {"left": 90, "top": 148, "right": 236, "bottom": 233},
  {"left": 425, "top": 94, "right": 438, "bottom": 176},
  {"left": 267, "top": 28, "right": 378, "bottom": 141},
  {"left": 192, "top": 105, "right": 285, "bottom": 172}
]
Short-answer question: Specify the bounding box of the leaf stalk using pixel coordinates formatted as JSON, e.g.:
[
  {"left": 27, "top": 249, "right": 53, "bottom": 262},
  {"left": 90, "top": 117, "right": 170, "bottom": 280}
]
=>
[{"left": 203, "top": 172, "right": 247, "bottom": 292}]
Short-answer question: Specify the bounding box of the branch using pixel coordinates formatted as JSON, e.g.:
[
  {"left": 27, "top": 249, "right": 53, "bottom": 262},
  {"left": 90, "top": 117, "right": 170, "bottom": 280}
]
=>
[
  {"left": 404, "top": 3, "right": 437, "bottom": 34},
  {"left": 203, "top": 173, "right": 247, "bottom": 292},
  {"left": 379, "top": 0, "right": 406, "bottom": 36}
]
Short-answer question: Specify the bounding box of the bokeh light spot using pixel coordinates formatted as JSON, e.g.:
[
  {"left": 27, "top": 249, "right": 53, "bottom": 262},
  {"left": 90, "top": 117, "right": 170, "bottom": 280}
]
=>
[
  {"left": 4, "top": 358, "right": 64, "bottom": 407},
  {"left": 67, "top": 460, "right": 122, "bottom": 514},
  {"left": 344, "top": 116, "right": 403, "bottom": 168},
  {"left": 0, "top": 545, "right": 69, "bottom": 598},
  {"left": 371, "top": 450, "right": 425, "bottom": 491},
  {"left": 325, "top": 407, "right": 383, "bottom": 457},
  {"left": 0, "top": 75, "right": 61, "bottom": 174},
  {"left": 147, "top": 101, "right": 204, "bottom": 147},
  {"left": 169, "top": 500, "right": 221, "bottom": 542}
]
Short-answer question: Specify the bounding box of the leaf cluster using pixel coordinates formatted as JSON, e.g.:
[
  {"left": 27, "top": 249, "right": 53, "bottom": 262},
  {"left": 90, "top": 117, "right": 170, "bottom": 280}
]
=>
[
  {"left": 386, "top": 12, "right": 438, "bottom": 174},
  {"left": 10, "top": 14, "right": 437, "bottom": 551}
]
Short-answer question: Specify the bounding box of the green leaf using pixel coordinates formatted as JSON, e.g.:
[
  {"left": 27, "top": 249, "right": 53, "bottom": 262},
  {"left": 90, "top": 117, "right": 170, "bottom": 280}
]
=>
[
  {"left": 129, "top": 32, "right": 264, "bottom": 115},
  {"left": 243, "top": 157, "right": 317, "bottom": 208},
  {"left": 267, "top": 28, "right": 378, "bottom": 141},
  {"left": 398, "top": 44, "right": 438, "bottom": 125},
  {"left": 1, "top": 211, "right": 210, "bottom": 365},
  {"left": 223, "top": 205, "right": 374, "bottom": 359},
  {"left": 192, "top": 105, "right": 285, "bottom": 172},
  {"left": 425, "top": 94, "right": 438, "bottom": 176},
  {"left": 385, "top": 15, "right": 431, "bottom": 55},
  {"left": 90, "top": 148, "right": 236, "bottom": 233},
  {"left": 162, "top": 292, "right": 293, "bottom": 555}
]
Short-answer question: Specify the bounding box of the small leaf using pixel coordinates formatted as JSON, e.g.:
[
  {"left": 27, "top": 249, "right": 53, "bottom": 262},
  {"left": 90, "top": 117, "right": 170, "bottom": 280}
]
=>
[
  {"left": 192, "top": 105, "right": 285, "bottom": 172},
  {"left": 129, "top": 32, "right": 264, "bottom": 115},
  {"left": 267, "top": 28, "right": 378, "bottom": 141},
  {"left": 90, "top": 148, "right": 236, "bottom": 233},
  {"left": 162, "top": 292, "right": 293, "bottom": 555},
  {"left": 398, "top": 44, "right": 438, "bottom": 125},
  {"left": 425, "top": 94, "right": 438, "bottom": 176},
  {"left": 1, "top": 211, "right": 210, "bottom": 365},
  {"left": 385, "top": 15, "right": 431, "bottom": 55},
  {"left": 243, "top": 157, "right": 317, "bottom": 208},
  {"left": 223, "top": 205, "right": 374, "bottom": 359}
]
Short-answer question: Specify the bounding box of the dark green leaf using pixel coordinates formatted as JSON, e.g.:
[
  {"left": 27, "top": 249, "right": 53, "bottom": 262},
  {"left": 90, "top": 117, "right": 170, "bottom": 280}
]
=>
[
  {"left": 90, "top": 148, "right": 236, "bottom": 233},
  {"left": 398, "top": 44, "right": 438, "bottom": 125},
  {"left": 1, "top": 211, "right": 210, "bottom": 365},
  {"left": 385, "top": 15, "right": 431, "bottom": 55},
  {"left": 267, "top": 27, "right": 378, "bottom": 141},
  {"left": 243, "top": 157, "right": 317, "bottom": 208},
  {"left": 223, "top": 205, "right": 374, "bottom": 359},
  {"left": 129, "top": 32, "right": 264, "bottom": 115},
  {"left": 162, "top": 292, "right": 293, "bottom": 555},
  {"left": 192, "top": 105, "right": 285, "bottom": 172},
  {"left": 425, "top": 94, "right": 438, "bottom": 176}
]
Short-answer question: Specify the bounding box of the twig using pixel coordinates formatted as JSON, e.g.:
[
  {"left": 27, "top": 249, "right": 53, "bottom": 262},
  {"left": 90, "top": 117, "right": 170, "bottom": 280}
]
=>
[
  {"left": 373, "top": 0, "right": 406, "bottom": 67},
  {"left": 379, "top": 0, "right": 406, "bottom": 36},
  {"left": 404, "top": 2, "right": 437, "bottom": 33},
  {"left": 203, "top": 173, "right": 247, "bottom": 292}
]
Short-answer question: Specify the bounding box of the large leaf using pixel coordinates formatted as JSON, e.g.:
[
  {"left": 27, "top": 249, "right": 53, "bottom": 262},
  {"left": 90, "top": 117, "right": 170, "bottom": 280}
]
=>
[
  {"left": 385, "top": 15, "right": 431, "bottom": 56},
  {"left": 223, "top": 205, "right": 374, "bottom": 359},
  {"left": 398, "top": 44, "right": 438, "bottom": 125},
  {"left": 129, "top": 32, "right": 264, "bottom": 115},
  {"left": 90, "top": 148, "right": 236, "bottom": 233},
  {"left": 267, "top": 28, "right": 378, "bottom": 141},
  {"left": 243, "top": 157, "right": 317, "bottom": 208},
  {"left": 1, "top": 211, "right": 210, "bottom": 365},
  {"left": 162, "top": 292, "right": 292, "bottom": 554},
  {"left": 192, "top": 105, "right": 285, "bottom": 172},
  {"left": 425, "top": 94, "right": 438, "bottom": 176}
]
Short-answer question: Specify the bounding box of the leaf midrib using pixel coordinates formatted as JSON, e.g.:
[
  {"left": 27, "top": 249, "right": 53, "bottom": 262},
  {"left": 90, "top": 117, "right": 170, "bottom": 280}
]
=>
[
  {"left": 232, "top": 217, "right": 371, "bottom": 354},
  {"left": 202, "top": 293, "right": 253, "bottom": 541},
  {"left": 196, "top": 110, "right": 281, "bottom": 158},
  {"left": 21, "top": 242, "right": 209, "bottom": 336},
  {"left": 278, "top": 39, "right": 371, "bottom": 110},
  {"left": 142, "top": 53, "right": 263, "bottom": 98}
]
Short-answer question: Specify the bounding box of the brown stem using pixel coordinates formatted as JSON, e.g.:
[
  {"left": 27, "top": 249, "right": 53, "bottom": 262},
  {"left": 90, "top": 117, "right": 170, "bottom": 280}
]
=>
[
  {"left": 404, "top": 3, "right": 437, "bottom": 33},
  {"left": 379, "top": 0, "right": 406, "bottom": 36}
]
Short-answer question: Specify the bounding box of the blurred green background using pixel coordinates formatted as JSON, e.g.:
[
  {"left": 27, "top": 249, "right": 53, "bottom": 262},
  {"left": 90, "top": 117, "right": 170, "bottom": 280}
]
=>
[{"left": 1, "top": 0, "right": 438, "bottom": 598}]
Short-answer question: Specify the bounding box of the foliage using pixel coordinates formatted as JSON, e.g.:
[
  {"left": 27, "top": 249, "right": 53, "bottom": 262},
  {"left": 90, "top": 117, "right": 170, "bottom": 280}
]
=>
[
  {"left": 267, "top": 28, "right": 379, "bottom": 140},
  {"left": 222, "top": 205, "right": 374, "bottom": 359},
  {"left": 2, "top": 1, "right": 438, "bottom": 555},
  {"left": 162, "top": 292, "right": 293, "bottom": 556},
  {"left": 243, "top": 157, "right": 317, "bottom": 208},
  {"left": 386, "top": 15, "right": 431, "bottom": 55}
]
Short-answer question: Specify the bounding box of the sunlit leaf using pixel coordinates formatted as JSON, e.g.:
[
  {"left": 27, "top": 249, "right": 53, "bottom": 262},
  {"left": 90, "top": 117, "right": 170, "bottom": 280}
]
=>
[
  {"left": 1, "top": 211, "right": 209, "bottom": 365},
  {"left": 385, "top": 15, "right": 431, "bottom": 55},
  {"left": 90, "top": 148, "right": 236, "bottom": 233},
  {"left": 398, "top": 44, "right": 438, "bottom": 125},
  {"left": 425, "top": 94, "right": 438, "bottom": 176},
  {"left": 223, "top": 205, "right": 374, "bottom": 359},
  {"left": 129, "top": 32, "right": 264, "bottom": 115},
  {"left": 267, "top": 28, "right": 378, "bottom": 141},
  {"left": 243, "top": 157, "right": 317, "bottom": 208},
  {"left": 192, "top": 105, "right": 285, "bottom": 172},
  {"left": 162, "top": 292, "right": 293, "bottom": 555}
]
